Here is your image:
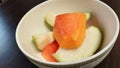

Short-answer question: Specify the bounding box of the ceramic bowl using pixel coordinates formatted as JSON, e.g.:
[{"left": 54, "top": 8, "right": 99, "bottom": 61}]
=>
[{"left": 16, "top": 0, "right": 119, "bottom": 68}]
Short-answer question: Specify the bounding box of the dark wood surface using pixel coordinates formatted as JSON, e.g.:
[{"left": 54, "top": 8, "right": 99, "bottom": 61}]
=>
[{"left": 0, "top": 0, "right": 120, "bottom": 68}]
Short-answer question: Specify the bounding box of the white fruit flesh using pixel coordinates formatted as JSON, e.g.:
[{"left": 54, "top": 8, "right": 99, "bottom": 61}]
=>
[
  {"left": 85, "top": 13, "right": 91, "bottom": 21},
  {"left": 45, "top": 13, "right": 56, "bottom": 27},
  {"left": 45, "top": 12, "right": 91, "bottom": 27},
  {"left": 32, "top": 32, "right": 55, "bottom": 50},
  {"left": 53, "top": 26, "right": 102, "bottom": 62}
]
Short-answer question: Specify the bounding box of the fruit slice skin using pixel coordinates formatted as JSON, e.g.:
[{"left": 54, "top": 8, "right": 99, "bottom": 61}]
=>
[
  {"left": 45, "top": 12, "right": 90, "bottom": 28},
  {"left": 42, "top": 41, "right": 59, "bottom": 62},
  {"left": 32, "top": 32, "right": 55, "bottom": 50},
  {"left": 53, "top": 12, "right": 86, "bottom": 49},
  {"left": 53, "top": 26, "right": 102, "bottom": 62}
]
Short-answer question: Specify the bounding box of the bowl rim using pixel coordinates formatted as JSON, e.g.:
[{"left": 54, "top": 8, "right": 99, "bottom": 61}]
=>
[{"left": 16, "top": 0, "right": 119, "bottom": 66}]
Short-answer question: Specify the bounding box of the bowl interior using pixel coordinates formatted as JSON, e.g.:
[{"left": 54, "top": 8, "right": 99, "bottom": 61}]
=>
[{"left": 16, "top": 0, "right": 118, "bottom": 64}]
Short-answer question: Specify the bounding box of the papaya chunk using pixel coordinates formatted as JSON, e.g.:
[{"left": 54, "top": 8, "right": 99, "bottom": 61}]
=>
[
  {"left": 42, "top": 41, "right": 59, "bottom": 62},
  {"left": 53, "top": 12, "right": 86, "bottom": 49}
]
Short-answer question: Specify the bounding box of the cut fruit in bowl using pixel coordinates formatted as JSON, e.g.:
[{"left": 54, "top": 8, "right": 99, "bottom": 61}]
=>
[{"left": 32, "top": 12, "right": 102, "bottom": 62}]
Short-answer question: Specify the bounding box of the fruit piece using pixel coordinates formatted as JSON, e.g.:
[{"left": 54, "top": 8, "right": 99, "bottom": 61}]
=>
[
  {"left": 85, "top": 13, "right": 91, "bottom": 21},
  {"left": 45, "top": 13, "right": 56, "bottom": 27},
  {"left": 45, "top": 12, "right": 90, "bottom": 28},
  {"left": 53, "top": 12, "right": 86, "bottom": 49},
  {"left": 42, "top": 41, "right": 59, "bottom": 62},
  {"left": 32, "top": 32, "right": 55, "bottom": 50},
  {"left": 53, "top": 26, "right": 102, "bottom": 62}
]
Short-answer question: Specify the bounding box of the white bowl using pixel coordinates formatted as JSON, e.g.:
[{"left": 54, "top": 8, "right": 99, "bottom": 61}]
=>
[{"left": 16, "top": 0, "right": 119, "bottom": 68}]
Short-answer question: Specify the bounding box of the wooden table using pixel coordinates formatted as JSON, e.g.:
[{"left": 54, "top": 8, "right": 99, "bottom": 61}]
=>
[{"left": 0, "top": 0, "right": 120, "bottom": 68}]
